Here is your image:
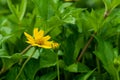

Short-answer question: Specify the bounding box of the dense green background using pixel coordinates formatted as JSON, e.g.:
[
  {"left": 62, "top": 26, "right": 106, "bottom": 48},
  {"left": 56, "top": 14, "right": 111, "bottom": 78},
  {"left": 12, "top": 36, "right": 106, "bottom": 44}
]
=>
[{"left": 0, "top": 0, "right": 120, "bottom": 80}]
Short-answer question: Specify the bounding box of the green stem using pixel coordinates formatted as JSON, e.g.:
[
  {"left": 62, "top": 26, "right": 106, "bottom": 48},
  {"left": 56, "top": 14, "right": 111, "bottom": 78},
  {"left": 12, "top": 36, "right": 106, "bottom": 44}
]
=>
[
  {"left": 19, "top": 45, "right": 32, "bottom": 66},
  {"left": 57, "top": 54, "right": 60, "bottom": 80},
  {"left": 96, "top": 57, "right": 101, "bottom": 73},
  {"left": 0, "top": 45, "right": 32, "bottom": 76},
  {"left": 116, "top": 71, "right": 119, "bottom": 80},
  {"left": 15, "top": 48, "right": 36, "bottom": 80},
  {"left": 21, "top": 45, "right": 32, "bottom": 54}
]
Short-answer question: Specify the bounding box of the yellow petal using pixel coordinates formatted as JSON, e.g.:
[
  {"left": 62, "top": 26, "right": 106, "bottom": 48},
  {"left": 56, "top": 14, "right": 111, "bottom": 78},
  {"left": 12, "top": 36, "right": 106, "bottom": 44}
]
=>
[
  {"left": 32, "top": 43, "right": 40, "bottom": 46},
  {"left": 44, "top": 41, "right": 53, "bottom": 45},
  {"left": 37, "top": 45, "right": 52, "bottom": 49},
  {"left": 34, "top": 29, "right": 44, "bottom": 40},
  {"left": 37, "top": 41, "right": 53, "bottom": 48},
  {"left": 43, "top": 35, "right": 51, "bottom": 41},
  {"left": 38, "top": 30, "right": 44, "bottom": 37},
  {"left": 33, "top": 28, "right": 39, "bottom": 39},
  {"left": 24, "top": 32, "right": 33, "bottom": 40},
  {"left": 26, "top": 39, "right": 35, "bottom": 44}
]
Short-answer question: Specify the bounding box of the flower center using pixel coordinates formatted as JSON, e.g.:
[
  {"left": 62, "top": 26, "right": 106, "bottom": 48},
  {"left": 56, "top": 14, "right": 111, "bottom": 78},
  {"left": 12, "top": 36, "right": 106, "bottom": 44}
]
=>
[{"left": 35, "top": 39, "right": 44, "bottom": 45}]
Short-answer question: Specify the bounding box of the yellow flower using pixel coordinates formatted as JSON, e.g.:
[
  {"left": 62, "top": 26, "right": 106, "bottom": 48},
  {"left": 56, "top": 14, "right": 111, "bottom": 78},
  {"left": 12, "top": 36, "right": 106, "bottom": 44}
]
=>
[{"left": 24, "top": 28, "right": 59, "bottom": 49}]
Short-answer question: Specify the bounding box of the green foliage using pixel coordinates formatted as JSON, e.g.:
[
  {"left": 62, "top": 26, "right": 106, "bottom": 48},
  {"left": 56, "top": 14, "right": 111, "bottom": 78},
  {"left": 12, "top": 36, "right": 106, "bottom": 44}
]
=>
[
  {"left": 39, "top": 49, "right": 57, "bottom": 69},
  {"left": 77, "top": 69, "right": 96, "bottom": 80},
  {"left": 0, "top": 0, "right": 120, "bottom": 80},
  {"left": 103, "top": 0, "right": 120, "bottom": 11},
  {"left": 65, "top": 62, "right": 90, "bottom": 73},
  {"left": 94, "top": 37, "right": 118, "bottom": 80},
  {"left": 39, "top": 72, "right": 57, "bottom": 80},
  {"left": 7, "top": 0, "right": 27, "bottom": 21}
]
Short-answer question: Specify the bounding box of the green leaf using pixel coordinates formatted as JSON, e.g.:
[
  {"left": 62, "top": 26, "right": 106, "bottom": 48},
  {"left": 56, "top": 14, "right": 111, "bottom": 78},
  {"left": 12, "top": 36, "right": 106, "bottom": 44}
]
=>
[
  {"left": 5, "top": 66, "right": 26, "bottom": 80},
  {"left": 50, "top": 0, "right": 59, "bottom": 12},
  {"left": 71, "top": 8, "right": 84, "bottom": 33},
  {"left": 0, "top": 48, "right": 9, "bottom": 57},
  {"left": 102, "top": 0, "right": 111, "bottom": 11},
  {"left": 0, "top": 35, "right": 13, "bottom": 45},
  {"left": 94, "top": 37, "right": 117, "bottom": 79},
  {"left": 63, "top": 33, "right": 79, "bottom": 65},
  {"left": 39, "top": 72, "right": 57, "bottom": 80},
  {"left": 7, "top": 0, "right": 18, "bottom": 20},
  {"left": 111, "top": 0, "right": 120, "bottom": 11},
  {"left": 1, "top": 53, "right": 22, "bottom": 70},
  {"left": 49, "top": 26, "right": 61, "bottom": 37},
  {"left": 0, "top": 27, "right": 12, "bottom": 35},
  {"left": 32, "top": 0, "right": 54, "bottom": 20},
  {"left": 78, "top": 69, "right": 96, "bottom": 80},
  {"left": 24, "top": 59, "right": 40, "bottom": 80},
  {"left": 63, "top": 15, "right": 75, "bottom": 24},
  {"left": 65, "top": 62, "right": 90, "bottom": 73},
  {"left": 58, "top": 2, "right": 72, "bottom": 13},
  {"left": 103, "top": 0, "right": 120, "bottom": 11},
  {"left": 94, "top": 37, "right": 114, "bottom": 65},
  {"left": 62, "top": 8, "right": 83, "bottom": 25},
  {"left": 39, "top": 49, "right": 57, "bottom": 69},
  {"left": 84, "top": 9, "right": 103, "bottom": 32},
  {"left": 73, "top": 36, "right": 84, "bottom": 61},
  {"left": 19, "top": 0, "right": 27, "bottom": 21},
  {"left": 24, "top": 47, "right": 40, "bottom": 59},
  {"left": 46, "top": 15, "right": 62, "bottom": 34},
  {"left": 7, "top": 0, "right": 27, "bottom": 21}
]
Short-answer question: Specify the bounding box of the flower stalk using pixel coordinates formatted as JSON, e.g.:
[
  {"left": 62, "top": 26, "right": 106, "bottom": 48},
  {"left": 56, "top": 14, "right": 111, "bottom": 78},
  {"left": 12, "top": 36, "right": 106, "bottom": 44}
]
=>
[
  {"left": 57, "top": 53, "right": 60, "bottom": 80},
  {"left": 15, "top": 48, "right": 36, "bottom": 80}
]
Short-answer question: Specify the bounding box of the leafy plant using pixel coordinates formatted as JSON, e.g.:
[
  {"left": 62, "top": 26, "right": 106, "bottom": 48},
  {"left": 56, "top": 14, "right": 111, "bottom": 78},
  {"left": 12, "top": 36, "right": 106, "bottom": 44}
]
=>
[{"left": 0, "top": 0, "right": 120, "bottom": 80}]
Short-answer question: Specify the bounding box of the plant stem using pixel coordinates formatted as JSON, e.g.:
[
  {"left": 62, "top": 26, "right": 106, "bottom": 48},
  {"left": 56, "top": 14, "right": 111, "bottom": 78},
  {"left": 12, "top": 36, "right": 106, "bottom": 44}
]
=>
[
  {"left": 77, "top": 9, "right": 110, "bottom": 62},
  {"left": 57, "top": 54, "right": 60, "bottom": 80},
  {"left": 0, "top": 45, "right": 32, "bottom": 76},
  {"left": 104, "top": 10, "right": 109, "bottom": 19},
  {"left": 96, "top": 57, "right": 101, "bottom": 73},
  {"left": 21, "top": 45, "right": 32, "bottom": 54},
  {"left": 19, "top": 45, "right": 32, "bottom": 65},
  {"left": 116, "top": 71, "right": 119, "bottom": 80},
  {"left": 15, "top": 48, "right": 36, "bottom": 80},
  {"left": 77, "top": 34, "right": 95, "bottom": 61}
]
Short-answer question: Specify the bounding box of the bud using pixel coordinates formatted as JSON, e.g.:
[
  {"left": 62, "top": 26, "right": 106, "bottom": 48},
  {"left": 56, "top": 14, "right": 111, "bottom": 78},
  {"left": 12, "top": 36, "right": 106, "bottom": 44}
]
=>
[{"left": 52, "top": 42, "right": 59, "bottom": 49}]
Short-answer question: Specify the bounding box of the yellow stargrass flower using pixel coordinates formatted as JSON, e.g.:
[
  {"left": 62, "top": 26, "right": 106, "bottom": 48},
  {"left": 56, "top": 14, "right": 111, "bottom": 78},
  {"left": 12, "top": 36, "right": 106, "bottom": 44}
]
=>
[{"left": 24, "top": 28, "right": 59, "bottom": 49}]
